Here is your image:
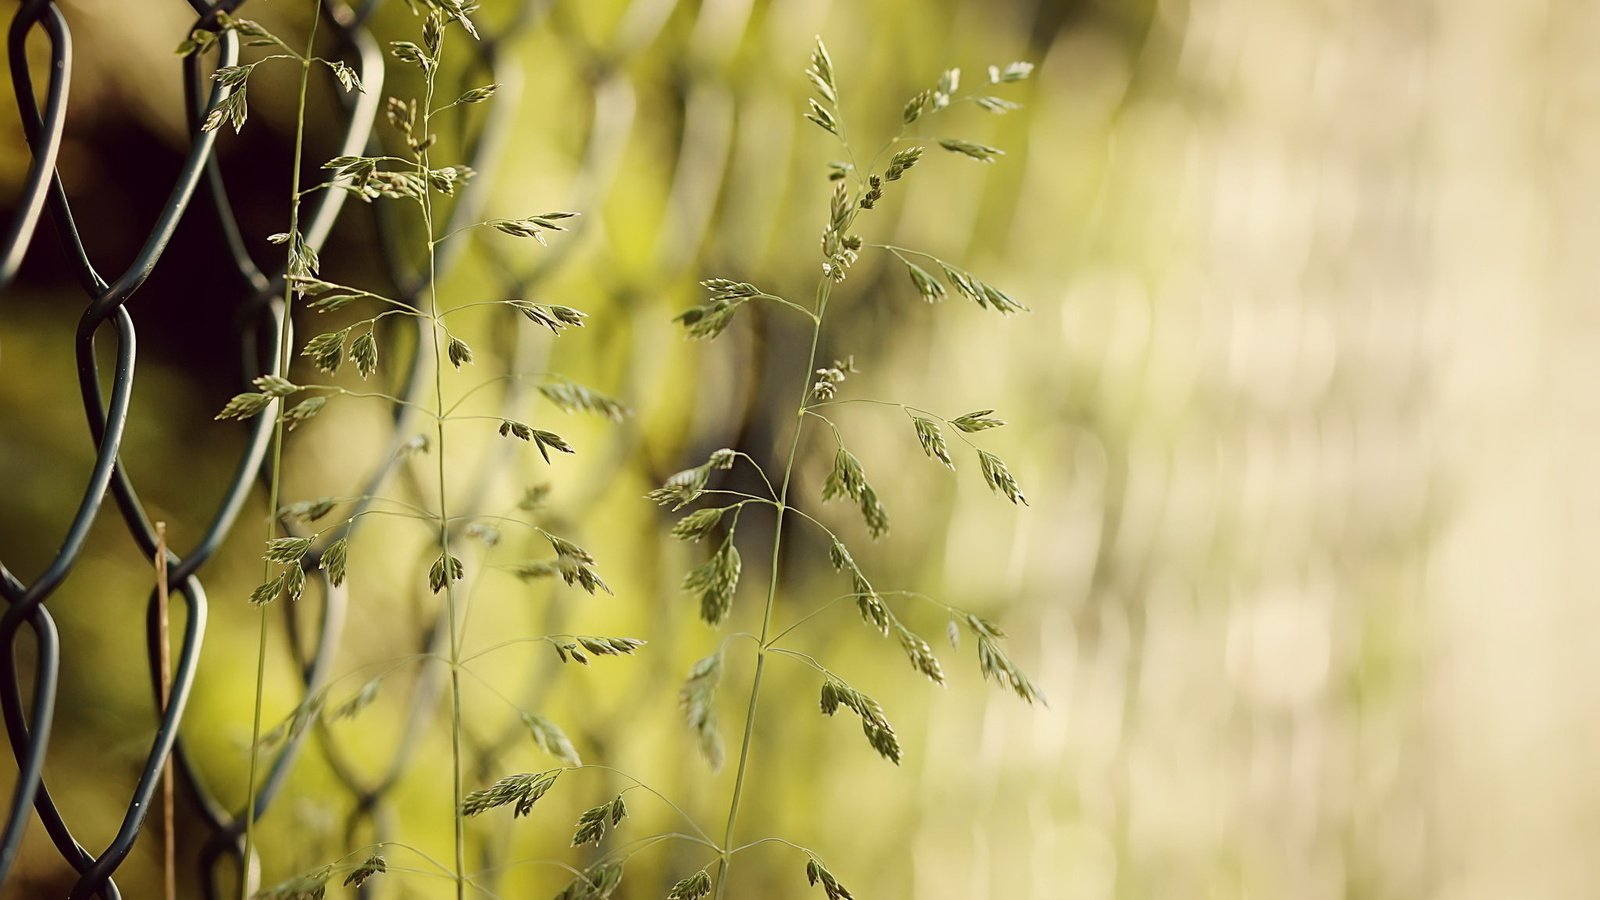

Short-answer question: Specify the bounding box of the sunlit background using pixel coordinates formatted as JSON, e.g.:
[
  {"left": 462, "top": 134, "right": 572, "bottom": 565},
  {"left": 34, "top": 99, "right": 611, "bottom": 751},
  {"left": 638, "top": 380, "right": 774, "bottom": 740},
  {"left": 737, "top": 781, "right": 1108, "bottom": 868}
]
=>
[{"left": 3, "top": 0, "right": 1596, "bottom": 897}]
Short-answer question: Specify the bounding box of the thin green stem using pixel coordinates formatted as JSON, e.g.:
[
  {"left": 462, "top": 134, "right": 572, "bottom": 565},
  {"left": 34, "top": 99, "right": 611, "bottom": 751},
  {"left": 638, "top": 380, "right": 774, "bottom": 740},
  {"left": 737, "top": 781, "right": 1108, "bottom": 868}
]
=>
[
  {"left": 579, "top": 766, "right": 718, "bottom": 846},
  {"left": 730, "top": 451, "right": 780, "bottom": 500},
  {"left": 727, "top": 835, "right": 817, "bottom": 857},
  {"left": 762, "top": 595, "right": 851, "bottom": 648},
  {"left": 753, "top": 292, "right": 820, "bottom": 322},
  {"left": 414, "top": 24, "right": 468, "bottom": 900},
  {"left": 440, "top": 370, "right": 557, "bottom": 416},
  {"left": 868, "top": 242, "right": 948, "bottom": 267},
  {"left": 345, "top": 508, "right": 436, "bottom": 525},
  {"left": 254, "top": 34, "right": 307, "bottom": 60},
  {"left": 766, "top": 645, "right": 838, "bottom": 678},
  {"left": 713, "top": 276, "right": 833, "bottom": 899},
  {"left": 435, "top": 298, "right": 522, "bottom": 318},
  {"left": 457, "top": 635, "right": 568, "bottom": 666},
  {"left": 800, "top": 408, "right": 843, "bottom": 442},
  {"left": 319, "top": 387, "right": 437, "bottom": 418},
  {"left": 430, "top": 220, "right": 497, "bottom": 245},
  {"left": 805, "top": 396, "right": 989, "bottom": 452},
  {"left": 299, "top": 281, "right": 421, "bottom": 313},
  {"left": 241, "top": 9, "right": 320, "bottom": 896}
]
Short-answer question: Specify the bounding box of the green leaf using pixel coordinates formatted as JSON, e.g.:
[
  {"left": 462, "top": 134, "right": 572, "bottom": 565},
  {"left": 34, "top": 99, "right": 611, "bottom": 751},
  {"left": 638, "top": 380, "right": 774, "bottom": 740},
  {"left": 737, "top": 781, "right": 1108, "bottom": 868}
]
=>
[
  {"left": 668, "top": 870, "right": 713, "bottom": 900},
  {"left": 283, "top": 396, "right": 326, "bottom": 431},
  {"left": 647, "top": 465, "right": 711, "bottom": 510},
  {"left": 987, "top": 61, "right": 1035, "bottom": 83},
  {"left": 805, "top": 98, "right": 839, "bottom": 135},
  {"left": 518, "top": 483, "right": 551, "bottom": 511},
  {"left": 674, "top": 300, "right": 742, "bottom": 340},
  {"left": 913, "top": 417, "right": 954, "bottom": 469},
  {"left": 543, "top": 531, "right": 594, "bottom": 563},
  {"left": 490, "top": 212, "right": 579, "bottom": 244},
  {"left": 676, "top": 280, "right": 763, "bottom": 340},
  {"left": 520, "top": 711, "right": 582, "bottom": 766},
  {"left": 351, "top": 331, "right": 378, "bottom": 379},
  {"left": 967, "top": 614, "right": 1045, "bottom": 704},
  {"left": 327, "top": 677, "right": 381, "bottom": 721},
  {"left": 427, "top": 165, "right": 475, "bottom": 196},
  {"left": 201, "top": 66, "right": 253, "bottom": 134},
  {"left": 549, "top": 636, "right": 640, "bottom": 663},
  {"left": 265, "top": 536, "right": 312, "bottom": 563},
  {"left": 250, "top": 574, "right": 284, "bottom": 606},
  {"left": 259, "top": 689, "right": 328, "bottom": 749},
  {"left": 819, "top": 677, "right": 901, "bottom": 764},
  {"left": 342, "top": 854, "right": 386, "bottom": 889},
  {"left": 822, "top": 447, "right": 889, "bottom": 539},
  {"left": 454, "top": 83, "right": 498, "bottom": 105},
  {"left": 976, "top": 449, "right": 1028, "bottom": 505},
  {"left": 390, "top": 41, "right": 429, "bottom": 67},
  {"left": 883, "top": 146, "right": 923, "bottom": 181},
  {"left": 462, "top": 770, "right": 559, "bottom": 818},
  {"left": 937, "top": 138, "right": 1003, "bottom": 162},
  {"left": 287, "top": 230, "right": 319, "bottom": 281},
  {"left": 903, "top": 88, "right": 932, "bottom": 124},
  {"left": 683, "top": 534, "right": 741, "bottom": 625},
  {"left": 175, "top": 28, "right": 218, "bottom": 58},
  {"left": 302, "top": 329, "right": 350, "bottom": 374},
  {"left": 975, "top": 279, "right": 1028, "bottom": 314},
  {"left": 254, "top": 864, "right": 332, "bottom": 900},
  {"left": 538, "top": 379, "right": 628, "bottom": 421},
  {"left": 498, "top": 419, "right": 534, "bottom": 441},
  {"left": 465, "top": 522, "right": 500, "bottom": 545},
  {"left": 894, "top": 622, "right": 946, "bottom": 684},
  {"left": 679, "top": 652, "right": 724, "bottom": 770},
  {"left": 282, "top": 562, "right": 306, "bottom": 602},
  {"left": 903, "top": 260, "right": 945, "bottom": 303},
  {"left": 321, "top": 537, "right": 348, "bottom": 587},
  {"left": 323, "top": 59, "right": 361, "bottom": 93},
  {"left": 531, "top": 429, "right": 575, "bottom": 464},
  {"left": 252, "top": 375, "right": 299, "bottom": 397},
  {"left": 804, "top": 858, "right": 856, "bottom": 900},
  {"left": 279, "top": 497, "right": 336, "bottom": 523},
  {"left": 671, "top": 507, "right": 726, "bottom": 542},
  {"left": 551, "top": 860, "right": 624, "bottom": 900},
  {"left": 974, "top": 95, "right": 1022, "bottom": 114},
  {"left": 428, "top": 552, "right": 464, "bottom": 593},
  {"left": 827, "top": 538, "right": 887, "bottom": 635},
  {"left": 215, "top": 391, "right": 272, "bottom": 421},
  {"left": 950, "top": 409, "right": 1005, "bottom": 432},
  {"left": 570, "top": 795, "right": 627, "bottom": 846},
  {"left": 512, "top": 301, "right": 588, "bottom": 333},
  {"left": 806, "top": 38, "right": 836, "bottom": 103},
  {"left": 305, "top": 291, "right": 364, "bottom": 313},
  {"left": 384, "top": 95, "right": 416, "bottom": 133}
]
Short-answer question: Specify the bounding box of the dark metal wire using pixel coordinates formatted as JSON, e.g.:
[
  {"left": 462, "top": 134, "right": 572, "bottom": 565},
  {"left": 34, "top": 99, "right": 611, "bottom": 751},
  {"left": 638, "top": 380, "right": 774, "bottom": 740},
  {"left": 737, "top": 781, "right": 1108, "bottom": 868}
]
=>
[
  {"left": 0, "top": 0, "right": 743, "bottom": 894},
  {"left": 0, "top": 0, "right": 371, "bottom": 894}
]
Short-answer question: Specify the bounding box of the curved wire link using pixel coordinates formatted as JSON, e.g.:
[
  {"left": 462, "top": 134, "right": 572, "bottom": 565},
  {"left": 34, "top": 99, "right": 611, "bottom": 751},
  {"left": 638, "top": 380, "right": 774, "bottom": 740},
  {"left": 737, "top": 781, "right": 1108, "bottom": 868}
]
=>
[{"left": 0, "top": 0, "right": 824, "bottom": 894}]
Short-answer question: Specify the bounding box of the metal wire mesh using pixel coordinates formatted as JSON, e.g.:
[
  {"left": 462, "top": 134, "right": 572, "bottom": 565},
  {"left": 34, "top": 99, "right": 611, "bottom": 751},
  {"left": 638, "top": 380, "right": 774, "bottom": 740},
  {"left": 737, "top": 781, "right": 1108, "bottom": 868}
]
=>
[
  {"left": 0, "top": 1, "right": 1070, "bottom": 897},
  {"left": 0, "top": 0, "right": 533, "bottom": 894},
  {"left": 0, "top": 0, "right": 801, "bottom": 893}
]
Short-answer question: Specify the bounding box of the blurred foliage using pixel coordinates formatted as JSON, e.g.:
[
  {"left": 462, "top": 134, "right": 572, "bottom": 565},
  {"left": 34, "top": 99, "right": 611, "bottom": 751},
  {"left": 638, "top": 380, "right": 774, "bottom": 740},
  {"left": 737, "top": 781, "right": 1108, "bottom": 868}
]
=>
[{"left": 17, "top": 0, "right": 1576, "bottom": 897}]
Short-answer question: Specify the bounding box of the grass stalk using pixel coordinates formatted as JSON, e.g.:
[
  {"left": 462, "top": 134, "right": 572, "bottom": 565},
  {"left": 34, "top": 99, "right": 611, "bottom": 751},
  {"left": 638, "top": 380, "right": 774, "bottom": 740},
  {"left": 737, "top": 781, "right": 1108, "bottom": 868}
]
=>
[
  {"left": 713, "top": 277, "right": 833, "bottom": 899},
  {"left": 241, "top": 6, "right": 321, "bottom": 894},
  {"left": 415, "top": 28, "right": 469, "bottom": 900}
]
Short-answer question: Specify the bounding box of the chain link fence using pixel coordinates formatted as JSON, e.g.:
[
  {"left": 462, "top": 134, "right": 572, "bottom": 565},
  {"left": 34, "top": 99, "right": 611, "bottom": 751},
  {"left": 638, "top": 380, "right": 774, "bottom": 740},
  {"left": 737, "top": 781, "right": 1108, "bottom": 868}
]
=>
[
  {"left": 1, "top": 1, "right": 1071, "bottom": 895},
  {"left": 17, "top": 1, "right": 1568, "bottom": 899}
]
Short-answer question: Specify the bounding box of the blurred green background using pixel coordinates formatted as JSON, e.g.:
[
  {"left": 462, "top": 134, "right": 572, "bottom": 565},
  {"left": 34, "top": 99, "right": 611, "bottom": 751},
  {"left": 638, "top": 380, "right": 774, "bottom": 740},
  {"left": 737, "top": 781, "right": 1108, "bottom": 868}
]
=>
[{"left": 6, "top": 0, "right": 1591, "bottom": 897}]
